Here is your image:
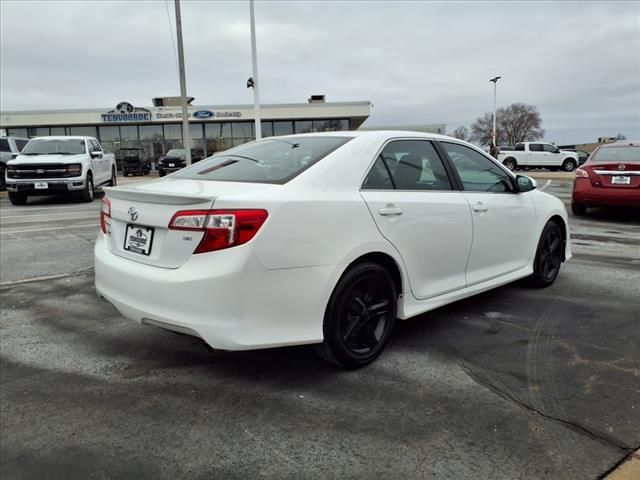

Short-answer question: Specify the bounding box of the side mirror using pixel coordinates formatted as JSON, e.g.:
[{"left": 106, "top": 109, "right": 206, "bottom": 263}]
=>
[
  {"left": 516, "top": 175, "right": 536, "bottom": 193},
  {"left": 90, "top": 151, "right": 102, "bottom": 159}
]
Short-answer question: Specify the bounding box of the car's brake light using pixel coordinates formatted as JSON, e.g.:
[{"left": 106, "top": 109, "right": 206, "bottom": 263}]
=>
[
  {"left": 168, "top": 209, "right": 268, "bottom": 253},
  {"left": 575, "top": 168, "right": 589, "bottom": 178},
  {"left": 100, "top": 197, "right": 111, "bottom": 234}
]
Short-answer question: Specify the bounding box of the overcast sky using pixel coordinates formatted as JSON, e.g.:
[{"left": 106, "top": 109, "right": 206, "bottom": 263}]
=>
[{"left": 1, "top": 0, "right": 638, "bottom": 144}]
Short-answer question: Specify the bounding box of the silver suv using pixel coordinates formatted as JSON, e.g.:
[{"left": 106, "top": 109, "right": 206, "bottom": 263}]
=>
[{"left": 1, "top": 137, "right": 30, "bottom": 190}]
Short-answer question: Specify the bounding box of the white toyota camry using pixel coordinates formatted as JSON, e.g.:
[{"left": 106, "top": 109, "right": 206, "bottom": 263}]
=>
[{"left": 95, "top": 131, "right": 570, "bottom": 367}]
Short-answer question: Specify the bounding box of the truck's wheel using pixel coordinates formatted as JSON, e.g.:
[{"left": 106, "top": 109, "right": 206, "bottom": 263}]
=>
[
  {"left": 79, "top": 173, "right": 94, "bottom": 202},
  {"left": 562, "top": 158, "right": 577, "bottom": 172},
  {"left": 108, "top": 167, "right": 117, "bottom": 186},
  {"left": 0, "top": 165, "right": 6, "bottom": 191},
  {"left": 503, "top": 158, "right": 517, "bottom": 171},
  {"left": 8, "top": 192, "right": 27, "bottom": 205}
]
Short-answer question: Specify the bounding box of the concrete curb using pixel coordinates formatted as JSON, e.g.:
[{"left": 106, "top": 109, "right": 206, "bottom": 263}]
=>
[{"left": 604, "top": 449, "right": 640, "bottom": 480}]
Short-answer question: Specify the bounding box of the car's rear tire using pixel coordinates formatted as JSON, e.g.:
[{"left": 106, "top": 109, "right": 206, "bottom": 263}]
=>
[
  {"left": 571, "top": 202, "right": 587, "bottom": 216},
  {"left": 529, "top": 221, "right": 564, "bottom": 288},
  {"left": 315, "top": 262, "right": 397, "bottom": 368},
  {"left": 503, "top": 158, "right": 517, "bottom": 171},
  {"left": 79, "top": 173, "right": 94, "bottom": 202},
  {"left": 562, "top": 158, "right": 577, "bottom": 172},
  {"left": 8, "top": 192, "right": 27, "bottom": 205},
  {"left": 108, "top": 167, "right": 117, "bottom": 186}
]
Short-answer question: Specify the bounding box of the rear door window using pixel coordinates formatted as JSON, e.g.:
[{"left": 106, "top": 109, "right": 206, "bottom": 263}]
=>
[
  {"left": 0, "top": 139, "right": 10, "bottom": 152},
  {"left": 529, "top": 143, "right": 544, "bottom": 152},
  {"left": 364, "top": 140, "right": 452, "bottom": 191}
]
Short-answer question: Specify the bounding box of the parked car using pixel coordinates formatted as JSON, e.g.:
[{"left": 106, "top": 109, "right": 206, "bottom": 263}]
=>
[
  {"left": 5, "top": 136, "right": 116, "bottom": 205},
  {"left": 498, "top": 142, "right": 578, "bottom": 171},
  {"left": 95, "top": 131, "right": 570, "bottom": 368},
  {"left": 572, "top": 141, "right": 640, "bottom": 215},
  {"left": 121, "top": 147, "right": 151, "bottom": 176},
  {"left": 157, "top": 148, "right": 203, "bottom": 177},
  {"left": 0, "top": 136, "right": 29, "bottom": 190}
]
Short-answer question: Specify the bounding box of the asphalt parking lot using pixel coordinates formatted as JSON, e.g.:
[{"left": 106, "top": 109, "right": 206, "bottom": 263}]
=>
[{"left": 1, "top": 174, "right": 638, "bottom": 479}]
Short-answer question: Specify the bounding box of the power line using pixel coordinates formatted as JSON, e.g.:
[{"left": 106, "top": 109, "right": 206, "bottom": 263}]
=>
[{"left": 165, "top": 0, "right": 180, "bottom": 83}]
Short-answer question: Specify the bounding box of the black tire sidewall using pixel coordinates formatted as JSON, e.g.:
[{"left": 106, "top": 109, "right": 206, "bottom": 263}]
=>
[
  {"left": 322, "top": 262, "right": 397, "bottom": 368},
  {"left": 504, "top": 159, "right": 516, "bottom": 170},
  {"left": 9, "top": 192, "right": 27, "bottom": 205},
  {"left": 532, "top": 222, "right": 563, "bottom": 287}
]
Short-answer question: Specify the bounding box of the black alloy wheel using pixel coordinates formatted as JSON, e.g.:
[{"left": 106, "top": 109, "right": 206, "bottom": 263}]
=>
[
  {"left": 530, "top": 222, "right": 564, "bottom": 288},
  {"left": 8, "top": 192, "right": 27, "bottom": 205},
  {"left": 316, "top": 262, "right": 397, "bottom": 368}
]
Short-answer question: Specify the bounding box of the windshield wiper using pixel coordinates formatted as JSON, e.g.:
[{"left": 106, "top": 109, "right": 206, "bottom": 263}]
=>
[
  {"left": 22, "top": 152, "right": 43, "bottom": 155},
  {"left": 48, "top": 152, "right": 75, "bottom": 155},
  {"left": 223, "top": 154, "right": 264, "bottom": 165},
  {"left": 268, "top": 138, "right": 300, "bottom": 148}
]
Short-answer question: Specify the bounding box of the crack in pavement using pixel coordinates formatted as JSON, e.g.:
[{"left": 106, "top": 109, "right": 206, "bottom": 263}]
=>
[{"left": 459, "top": 362, "right": 635, "bottom": 454}]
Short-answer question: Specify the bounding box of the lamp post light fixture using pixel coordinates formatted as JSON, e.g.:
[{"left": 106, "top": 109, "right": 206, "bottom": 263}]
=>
[{"left": 489, "top": 76, "right": 502, "bottom": 152}]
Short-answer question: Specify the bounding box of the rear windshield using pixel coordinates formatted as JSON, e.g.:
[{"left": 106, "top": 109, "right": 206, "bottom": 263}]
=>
[
  {"left": 589, "top": 146, "right": 638, "bottom": 163},
  {"left": 21, "top": 138, "right": 86, "bottom": 156},
  {"left": 172, "top": 136, "right": 352, "bottom": 184}
]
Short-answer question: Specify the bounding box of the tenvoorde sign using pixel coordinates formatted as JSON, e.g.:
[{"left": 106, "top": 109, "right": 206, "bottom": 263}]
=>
[{"left": 102, "top": 102, "right": 151, "bottom": 123}]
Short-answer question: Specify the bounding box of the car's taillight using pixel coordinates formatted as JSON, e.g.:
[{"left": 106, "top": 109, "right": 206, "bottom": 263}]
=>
[
  {"left": 100, "top": 197, "right": 111, "bottom": 234},
  {"left": 168, "top": 209, "right": 268, "bottom": 253},
  {"left": 575, "top": 168, "right": 589, "bottom": 178}
]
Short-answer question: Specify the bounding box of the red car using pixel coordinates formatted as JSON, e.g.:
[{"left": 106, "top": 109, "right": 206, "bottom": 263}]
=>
[{"left": 572, "top": 141, "right": 640, "bottom": 215}]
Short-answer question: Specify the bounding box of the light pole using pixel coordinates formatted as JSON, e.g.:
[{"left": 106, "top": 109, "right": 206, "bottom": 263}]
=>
[
  {"left": 249, "top": 0, "right": 262, "bottom": 140},
  {"left": 174, "top": 0, "right": 191, "bottom": 165},
  {"left": 489, "top": 76, "right": 501, "bottom": 152}
]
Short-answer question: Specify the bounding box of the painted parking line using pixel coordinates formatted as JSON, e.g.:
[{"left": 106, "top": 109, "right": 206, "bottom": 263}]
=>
[
  {"left": 539, "top": 180, "right": 552, "bottom": 191},
  {"left": 0, "top": 223, "right": 99, "bottom": 235}
]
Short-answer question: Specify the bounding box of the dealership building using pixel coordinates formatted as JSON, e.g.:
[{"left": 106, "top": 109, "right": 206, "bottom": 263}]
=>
[{"left": 0, "top": 97, "right": 371, "bottom": 161}]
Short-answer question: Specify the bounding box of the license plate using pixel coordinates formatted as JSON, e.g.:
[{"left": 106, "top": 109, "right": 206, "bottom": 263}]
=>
[
  {"left": 34, "top": 181, "right": 48, "bottom": 189},
  {"left": 169, "top": 163, "right": 175, "bottom": 167},
  {"left": 124, "top": 224, "right": 154, "bottom": 255},
  {"left": 611, "top": 176, "right": 631, "bottom": 185}
]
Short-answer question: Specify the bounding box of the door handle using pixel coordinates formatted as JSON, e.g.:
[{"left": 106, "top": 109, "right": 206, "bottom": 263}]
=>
[
  {"left": 472, "top": 202, "right": 488, "bottom": 213},
  {"left": 378, "top": 206, "right": 403, "bottom": 216}
]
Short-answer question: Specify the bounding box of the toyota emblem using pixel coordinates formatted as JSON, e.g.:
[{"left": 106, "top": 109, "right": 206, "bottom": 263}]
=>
[
  {"left": 618, "top": 164, "right": 626, "bottom": 171},
  {"left": 128, "top": 207, "right": 139, "bottom": 222}
]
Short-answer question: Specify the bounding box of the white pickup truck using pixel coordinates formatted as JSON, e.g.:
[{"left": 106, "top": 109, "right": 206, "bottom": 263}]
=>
[
  {"left": 5, "top": 136, "right": 116, "bottom": 205},
  {"left": 497, "top": 142, "right": 578, "bottom": 172}
]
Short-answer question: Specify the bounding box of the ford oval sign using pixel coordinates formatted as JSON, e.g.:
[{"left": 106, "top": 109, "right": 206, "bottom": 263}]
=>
[{"left": 193, "top": 110, "right": 214, "bottom": 119}]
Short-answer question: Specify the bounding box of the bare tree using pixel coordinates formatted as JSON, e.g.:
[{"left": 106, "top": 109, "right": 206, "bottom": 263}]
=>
[
  {"left": 615, "top": 133, "right": 627, "bottom": 140},
  {"left": 471, "top": 103, "right": 544, "bottom": 147},
  {"left": 451, "top": 126, "right": 470, "bottom": 141}
]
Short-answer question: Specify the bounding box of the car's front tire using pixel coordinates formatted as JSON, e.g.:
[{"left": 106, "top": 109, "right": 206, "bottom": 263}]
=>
[
  {"left": 529, "top": 221, "right": 564, "bottom": 288},
  {"left": 316, "top": 262, "right": 397, "bottom": 368},
  {"left": 8, "top": 192, "right": 27, "bottom": 205}
]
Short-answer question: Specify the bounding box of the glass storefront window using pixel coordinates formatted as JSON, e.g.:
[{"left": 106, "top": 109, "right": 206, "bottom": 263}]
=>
[
  {"left": 294, "top": 121, "right": 313, "bottom": 134},
  {"left": 50, "top": 127, "right": 66, "bottom": 136},
  {"left": 120, "top": 125, "right": 138, "bottom": 141},
  {"left": 273, "top": 121, "right": 293, "bottom": 136},
  {"left": 68, "top": 126, "right": 97, "bottom": 137},
  {"left": 232, "top": 122, "right": 253, "bottom": 139},
  {"left": 261, "top": 121, "right": 274, "bottom": 138},
  {"left": 164, "top": 124, "right": 182, "bottom": 140},
  {"left": 139, "top": 125, "right": 163, "bottom": 140},
  {"left": 7, "top": 128, "right": 28, "bottom": 138},
  {"left": 98, "top": 126, "right": 120, "bottom": 142},
  {"left": 28, "top": 127, "right": 50, "bottom": 138},
  {"left": 313, "top": 119, "right": 349, "bottom": 132}
]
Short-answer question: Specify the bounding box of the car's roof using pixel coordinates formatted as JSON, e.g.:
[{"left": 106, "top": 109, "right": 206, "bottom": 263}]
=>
[
  {"left": 276, "top": 130, "right": 458, "bottom": 142},
  {"left": 30, "top": 136, "right": 91, "bottom": 140}
]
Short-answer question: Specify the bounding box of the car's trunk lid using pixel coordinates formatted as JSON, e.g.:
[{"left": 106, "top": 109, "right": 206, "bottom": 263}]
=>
[
  {"left": 103, "top": 178, "right": 274, "bottom": 268},
  {"left": 586, "top": 161, "right": 640, "bottom": 189}
]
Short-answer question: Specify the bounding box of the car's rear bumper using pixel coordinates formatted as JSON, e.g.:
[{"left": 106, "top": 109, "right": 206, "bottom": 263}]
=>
[
  {"left": 94, "top": 235, "right": 340, "bottom": 350},
  {"left": 6, "top": 178, "right": 87, "bottom": 195},
  {"left": 572, "top": 179, "right": 640, "bottom": 207}
]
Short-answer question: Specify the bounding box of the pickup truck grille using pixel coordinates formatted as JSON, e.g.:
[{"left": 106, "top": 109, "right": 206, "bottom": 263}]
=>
[{"left": 7, "top": 164, "right": 80, "bottom": 179}]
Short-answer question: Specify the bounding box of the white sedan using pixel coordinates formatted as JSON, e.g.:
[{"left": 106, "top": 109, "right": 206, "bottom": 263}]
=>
[{"left": 95, "top": 131, "right": 570, "bottom": 368}]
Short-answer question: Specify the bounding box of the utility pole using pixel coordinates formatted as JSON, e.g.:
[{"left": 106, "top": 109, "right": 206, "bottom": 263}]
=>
[
  {"left": 175, "top": 0, "right": 191, "bottom": 165},
  {"left": 249, "top": 0, "right": 262, "bottom": 140},
  {"left": 489, "top": 76, "right": 501, "bottom": 154}
]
